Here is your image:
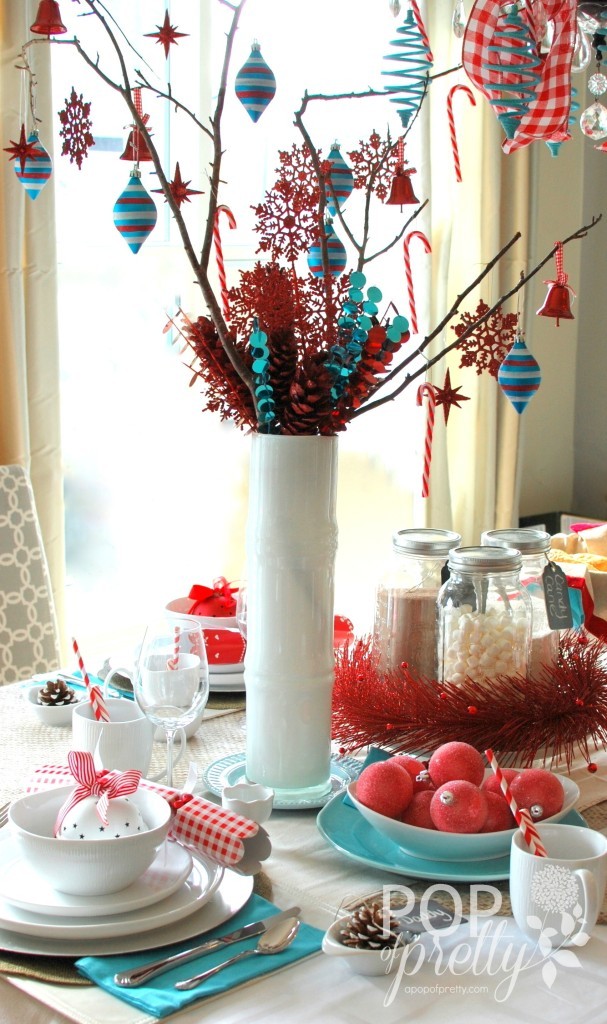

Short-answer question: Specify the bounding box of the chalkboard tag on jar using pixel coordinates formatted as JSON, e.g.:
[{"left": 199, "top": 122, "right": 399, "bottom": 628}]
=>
[{"left": 542, "top": 562, "right": 573, "bottom": 629}]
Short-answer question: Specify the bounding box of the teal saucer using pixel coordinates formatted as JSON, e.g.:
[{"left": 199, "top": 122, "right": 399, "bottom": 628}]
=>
[{"left": 316, "top": 790, "right": 588, "bottom": 882}]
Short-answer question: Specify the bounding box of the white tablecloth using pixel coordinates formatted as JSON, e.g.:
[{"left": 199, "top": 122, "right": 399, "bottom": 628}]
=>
[{"left": 1, "top": 682, "right": 607, "bottom": 1024}]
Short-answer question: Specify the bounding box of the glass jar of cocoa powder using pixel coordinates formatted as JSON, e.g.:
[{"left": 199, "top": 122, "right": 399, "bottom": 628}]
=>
[{"left": 374, "top": 528, "right": 460, "bottom": 680}]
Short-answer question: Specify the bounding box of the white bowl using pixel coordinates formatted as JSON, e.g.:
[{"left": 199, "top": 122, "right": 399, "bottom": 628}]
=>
[
  {"left": 25, "top": 685, "right": 85, "bottom": 727},
  {"left": 8, "top": 786, "right": 171, "bottom": 896},
  {"left": 222, "top": 783, "right": 274, "bottom": 824},
  {"left": 347, "top": 770, "right": 580, "bottom": 862},
  {"left": 322, "top": 916, "right": 407, "bottom": 976}
]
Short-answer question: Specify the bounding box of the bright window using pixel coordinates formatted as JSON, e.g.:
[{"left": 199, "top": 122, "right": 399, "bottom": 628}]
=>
[{"left": 52, "top": 1, "right": 424, "bottom": 665}]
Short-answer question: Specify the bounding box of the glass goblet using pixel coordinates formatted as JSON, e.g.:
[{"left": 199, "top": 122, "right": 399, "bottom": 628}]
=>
[{"left": 133, "top": 618, "right": 209, "bottom": 787}]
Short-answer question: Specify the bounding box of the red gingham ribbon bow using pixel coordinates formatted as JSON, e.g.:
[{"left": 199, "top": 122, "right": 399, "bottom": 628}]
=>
[{"left": 54, "top": 751, "right": 142, "bottom": 836}]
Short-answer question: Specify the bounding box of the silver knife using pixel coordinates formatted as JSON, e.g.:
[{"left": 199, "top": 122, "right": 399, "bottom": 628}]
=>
[{"left": 113, "top": 907, "right": 302, "bottom": 987}]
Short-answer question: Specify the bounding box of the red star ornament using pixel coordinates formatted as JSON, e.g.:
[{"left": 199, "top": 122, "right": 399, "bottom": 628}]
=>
[
  {"left": 153, "top": 163, "right": 203, "bottom": 208},
  {"left": 433, "top": 368, "right": 470, "bottom": 424},
  {"left": 4, "top": 123, "right": 41, "bottom": 175},
  {"left": 145, "top": 11, "right": 188, "bottom": 59}
]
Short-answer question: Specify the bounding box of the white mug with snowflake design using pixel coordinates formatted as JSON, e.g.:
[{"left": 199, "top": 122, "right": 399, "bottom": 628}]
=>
[{"left": 510, "top": 824, "right": 607, "bottom": 948}]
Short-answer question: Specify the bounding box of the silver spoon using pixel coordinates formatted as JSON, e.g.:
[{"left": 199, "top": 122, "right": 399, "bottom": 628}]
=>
[{"left": 174, "top": 916, "right": 300, "bottom": 991}]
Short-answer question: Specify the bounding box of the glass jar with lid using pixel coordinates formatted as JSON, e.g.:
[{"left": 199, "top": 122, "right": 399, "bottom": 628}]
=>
[
  {"left": 374, "top": 528, "right": 461, "bottom": 679},
  {"left": 437, "top": 545, "right": 532, "bottom": 686},
  {"left": 481, "top": 528, "right": 559, "bottom": 676}
]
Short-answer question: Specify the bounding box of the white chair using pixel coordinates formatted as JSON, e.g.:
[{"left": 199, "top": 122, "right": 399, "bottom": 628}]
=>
[{"left": 0, "top": 465, "right": 61, "bottom": 684}]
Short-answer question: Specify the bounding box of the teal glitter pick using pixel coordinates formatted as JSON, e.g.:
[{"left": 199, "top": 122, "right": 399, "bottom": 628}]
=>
[{"left": 249, "top": 320, "right": 276, "bottom": 429}]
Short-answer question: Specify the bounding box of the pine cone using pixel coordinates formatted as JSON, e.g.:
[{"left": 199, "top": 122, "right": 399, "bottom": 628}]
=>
[
  {"left": 337, "top": 902, "right": 400, "bottom": 950},
  {"left": 282, "top": 357, "right": 334, "bottom": 434},
  {"left": 267, "top": 327, "right": 298, "bottom": 417},
  {"left": 37, "top": 679, "right": 76, "bottom": 707}
]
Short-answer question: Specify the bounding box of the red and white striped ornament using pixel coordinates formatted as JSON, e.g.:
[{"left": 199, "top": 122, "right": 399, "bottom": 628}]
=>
[
  {"left": 403, "top": 230, "right": 431, "bottom": 334},
  {"left": 14, "top": 131, "right": 52, "bottom": 199},
  {"left": 113, "top": 172, "right": 157, "bottom": 254},
  {"left": 416, "top": 381, "right": 438, "bottom": 498}
]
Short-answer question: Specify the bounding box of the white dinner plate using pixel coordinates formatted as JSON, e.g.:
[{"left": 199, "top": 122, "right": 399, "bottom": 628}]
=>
[
  {"left": 208, "top": 662, "right": 244, "bottom": 675},
  {"left": 0, "top": 839, "right": 193, "bottom": 918},
  {"left": 0, "top": 833, "right": 223, "bottom": 939},
  {"left": 0, "top": 869, "right": 253, "bottom": 958},
  {"left": 209, "top": 672, "right": 245, "bottom": 693}
]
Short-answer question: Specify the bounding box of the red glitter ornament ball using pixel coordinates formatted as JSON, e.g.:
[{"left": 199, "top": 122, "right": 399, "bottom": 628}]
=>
[
  {"left": 356, "top": 760, "right": 413, "bottom": 820},
  {"left": 481, "top": 768, "right": 518, "bottom": 799},
  {"left": 510, "top": 769, "right": 564, "bottom": 821},
  {"left": 430, "top": 780, "right": 488, "bottom": 833},
  {"left": 479, "top": 791, "right": 516, "bottom": 833},
  {"left": 402, "top": 790, "right": 436, "bottom": 829},
  {"left": 428, "top": 741, "right": 485, "bottom": 788},
  {"left": 389, "top": 754, "right": 433, "bottom": 792}
]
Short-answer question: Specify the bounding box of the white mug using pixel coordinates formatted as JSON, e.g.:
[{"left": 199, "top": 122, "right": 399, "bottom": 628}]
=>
[
  {"left": 71, "top": 696, "right": 185, "bottom": 781},
  {"left": 510, "top": 823, "right": 607, "bottom": 947}
]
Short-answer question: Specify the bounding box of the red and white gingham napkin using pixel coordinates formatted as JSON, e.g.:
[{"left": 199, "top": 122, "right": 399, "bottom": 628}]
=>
[
  {"left": 462, "top": 0, "right": 577, "bottom": 154},
  {"left": 26, "top": 765, "right": 264, "bottom": 870}
]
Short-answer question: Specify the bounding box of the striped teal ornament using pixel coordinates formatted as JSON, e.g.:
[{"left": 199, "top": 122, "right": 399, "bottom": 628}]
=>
[
  {"left": 235, "top": 42, "right": 276, "bottom": 123},
  {"left": 307, "top": 222, "right": 347, "bottom": 278},
  {"left": 498, "top": 336, "right": 541, "bottom": 414},
  {"left": 113, "top": 173, "right": 157, "bottom": 254},
  {"left": 14, "top": 132, "right": 52, "bottom": 200},
  {"left": 325, "top": 143, "right": 354, "bottom": 217}
]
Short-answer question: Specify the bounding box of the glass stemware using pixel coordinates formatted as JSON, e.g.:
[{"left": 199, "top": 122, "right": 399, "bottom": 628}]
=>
[
  {"left": 133, "top": 618, "right": 209, "bottom": 786},
  {"left": 235, "top": 582, "right": 247, "bottom": 640}
]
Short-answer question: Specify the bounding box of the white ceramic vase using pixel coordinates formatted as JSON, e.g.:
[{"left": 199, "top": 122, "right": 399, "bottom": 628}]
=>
[{"left": 244, "top": 433, "right": 338, "bottom": 801}]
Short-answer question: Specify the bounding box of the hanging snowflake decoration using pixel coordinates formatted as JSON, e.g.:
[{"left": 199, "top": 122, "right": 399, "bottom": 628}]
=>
[
  {"left": 348, "top": 131, "right": 401, "bottom": 202},
  {"left": 253, "top": 144, "right": 321, "bottom": 263},
  {"left": 58, "top": 88, "right": 94, "bottom": 168},
  {"left": 452, "top": 301, "right": 519, "bottom": 377}
]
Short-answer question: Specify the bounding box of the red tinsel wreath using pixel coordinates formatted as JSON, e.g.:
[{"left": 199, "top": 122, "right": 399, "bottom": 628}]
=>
[{"left": 331, "top": 631, "right": 607, "bottom": 770}]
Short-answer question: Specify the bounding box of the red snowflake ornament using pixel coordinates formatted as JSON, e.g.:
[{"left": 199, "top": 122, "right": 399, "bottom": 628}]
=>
[
  {"left": 58, "top": 88, "right": 94, "bottom": 168},
  {"left": 153, "top": 163, "right": 203, "bottom": 208},
  {"left": 254, "top": 144, "right": 320, "bottom": 263},
  {"left": 348, "top": 131, "right": 401, "bottom": 202},
  {"left": 145, "top": 10, "right": 188, "bottom": 59},
  {"left": 452, "top": 301, "right": 518, "bottom": 378},
  {"left": 4, "top": 123, "right": 41, "bottom": 175},
  {"left": 433, "top": 368, "right": 470, "bottom": 424}
]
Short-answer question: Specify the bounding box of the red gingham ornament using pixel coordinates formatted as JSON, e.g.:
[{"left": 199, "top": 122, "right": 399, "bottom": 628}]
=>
[{"left": 462, "top": 0, "right": 577, "bottom": 154}]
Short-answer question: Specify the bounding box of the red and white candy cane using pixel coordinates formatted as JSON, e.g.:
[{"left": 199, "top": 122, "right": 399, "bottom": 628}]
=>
[
  {"left": 416, "top": 382, "right": 438, "bottom": 498},
  {"left": 71, "top": 637, "right": 110, "bottom": 723},
  {"left": 446, "top": 84, "right": 476, "bottom": 183},
  {"left": 213, "top": 205, "right": 237, "bottom": 321},
  {"left": 403, "top": 230, "right": 432, "bottom": 335},
  {"left": 410, "top": 0, "right": 433, "bottom": 61},
  {"left": 485, "top": 748, "right": 548, "bottom": 857}
]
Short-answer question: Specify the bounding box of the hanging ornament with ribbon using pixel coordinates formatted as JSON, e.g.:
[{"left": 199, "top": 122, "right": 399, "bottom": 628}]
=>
[
  {"left": 536, "top": 241, "right": 575, "bottom": 326},
  {"left": 13, "top": 129, "right": 52, "bottom": 199},
  {"left": 498, "top": 333, "right": 542, "bottom": 414},
  {"left": 235, "top": 41, "right": 276, "bottom": 123},
  {"left": 325, "top": 142, "right": 354, "bottom": 217},
  {"left": 307, "top": 220, "right": 347, "bottom": 278},
  {"left": 385, "top": 137, "right": 418, "bottom": 206},
  {"left": 382, "top": 7, "right": 433, "bottom": 129},
  {"left": 113, "top": 170, "right": 157, "bottom": 254},
  {"left": 580, "top": 61, "right": 607, "bottom": 140},
  {"left": 120, "top": 87, "right": 154, "bottom": 163}
]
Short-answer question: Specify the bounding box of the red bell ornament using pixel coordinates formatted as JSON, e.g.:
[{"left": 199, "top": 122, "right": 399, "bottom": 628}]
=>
[
  {"left": 386, "top": 167, "right": 419, "bottom": 206},
  {"left": 30, "top": 0, "right": 67, "bottom": 35},
  {"left": 536, "top": 240, "right": 575, "bottom": 327},
  {"left": 536, "top": 282, "right": 575, "bottom": 326},
  {"left": 120, "top": 127, "right": 153, "bottom": 163}
]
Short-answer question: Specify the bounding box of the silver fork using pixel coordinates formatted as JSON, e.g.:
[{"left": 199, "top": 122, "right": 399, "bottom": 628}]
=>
[{"left": 0, "top": 802, "right": 10, "bottom": 829}]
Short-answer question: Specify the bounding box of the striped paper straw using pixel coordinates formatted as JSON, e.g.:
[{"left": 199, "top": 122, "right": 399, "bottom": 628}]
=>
[
  {"left": 485, "top": 748, "right": 548, "bottom": 857},
  {"left": 167, "top": 625, "right": 180, "bottom": 671},
  {"left": 71, "top": 637, "right": 110, "bottom": 723}
]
